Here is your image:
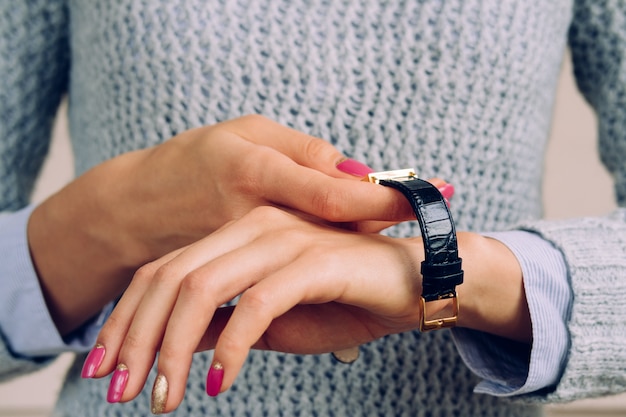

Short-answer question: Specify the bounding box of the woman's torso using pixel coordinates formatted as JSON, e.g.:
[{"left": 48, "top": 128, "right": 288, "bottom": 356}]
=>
[{"left": 56, "top": 1, "right": 572, "bottom": 415}]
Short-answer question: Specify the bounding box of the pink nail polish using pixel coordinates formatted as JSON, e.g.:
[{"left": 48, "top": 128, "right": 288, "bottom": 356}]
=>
[
  {"left": 438, "top": 183, "right": 455, "bottom": 200},
  {"left": 81, "top": 343, "right": 106, "bottom": 378},
  {"left": 206, "top": 362, "right": 224, "bottom": 397},
  {"left": 336, "top": 159, "right": 374, "bottom": 177},
  {"left": 107, "top": 364, "right": 129, "bottom": 403}
]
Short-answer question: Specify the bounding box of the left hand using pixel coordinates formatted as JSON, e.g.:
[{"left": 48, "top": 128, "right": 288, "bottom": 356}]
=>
[
  {"left": 92, "top": 205, "right": 432, "bottom": 410},
  {"left": 90, "top": 207, "right": 531, "bottom": 413}
]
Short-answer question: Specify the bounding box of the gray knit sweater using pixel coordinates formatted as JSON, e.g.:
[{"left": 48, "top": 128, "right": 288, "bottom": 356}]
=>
[{"left": 2, "top": 0, "right": 626, "bottom": 416}]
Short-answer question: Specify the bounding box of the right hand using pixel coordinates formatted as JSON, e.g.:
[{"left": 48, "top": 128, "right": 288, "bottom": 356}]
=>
[{"left": 28, "top": 115, "right": 441, "bottom": 335}]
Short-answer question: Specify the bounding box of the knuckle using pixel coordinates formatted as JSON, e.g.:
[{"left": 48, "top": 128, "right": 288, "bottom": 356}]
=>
[
  {"left": 152, "top": 262, "right": 183, "bottom": 285},
  {"left": 103, "top": 311, "right": 123, "bottom": 330},
  {"left": 275, "top": 226, "right": 309, "bottom": 245},
  {"left": 247, "top": 205, "right": 290, "bottom": 224},
  {"left": 301, "top": 136, "right": 332, "bottom": 160},
  {"left": 233, "top": 151, "right": 267, "bottom": 193},
  {"left": 217, "top": 331, "right": 246, "bottom": 357},
  {"left": 218, "top": 114, "right": 272, "bottom": 141},
  {"left": 178, "top": 272, "right": 221, "bottom": 311},
  {"left": 310, "top": 188, "right": 346, "bottom": 221},
  {"left": 240, "top": 113, "right": 269, "bottom": 127},
  {"left": 121, "top": 331, "right": 145, "bottom": 353},
  {"left": 180, "top": 270, "right": 211, "bottom": 295},
  {"left": 239, "top": 288, "right": 273, "bottom": 316},
  {"left": 98, "top": 312, "right": 124, "bottom": 340},
  {"left": 158, "top": 342, "right": 185, "bottom": 364},
  {"left": 234, "top": 206, "right": 298, "bottom": 240},
  {"left": 133, "top": 262, "right": 159, "bottom": 284}
]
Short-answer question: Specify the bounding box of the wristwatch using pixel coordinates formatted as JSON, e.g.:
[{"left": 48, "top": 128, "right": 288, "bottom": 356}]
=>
[
  {"left": 368, "top": 169, "right": 463, "bottom": 331},
  {"left": 331, "top": 169, "right": 463, "bottom": 364}
]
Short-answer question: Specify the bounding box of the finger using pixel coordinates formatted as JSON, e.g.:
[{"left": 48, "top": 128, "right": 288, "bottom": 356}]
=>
[
  {"left": 221, "top": 115, "right": 354, "bottom": 178},
  {"left": 348, "top": 177, "right": 453, "bottom": 232},
  {"left": 90, "top": 247, "right": 186, "bottom": 379},
  {"left": 262, "top": 173, "right": 450, "bottom": 227},
  {"left": 350, "top": 219, "right": 401, "bottom": 233},
  {"left": 196, "top": 307, "right": 234, "bottom": 351},
  {"left": 100, "top": 249, "right": 200, "bottom": 403},
  {"left": 233, "top": 116, "right": 457, "bottom": 203},
  {"left": 227, "top": 118, "right": 453, "bottom": 223},
  {"left": 260, "top": 303, "right": 378, "bottom": 352},
  {"left": 197, "top": 302, "right": 365, "bottom": 351},
  {"left": 255, "top": 155, "right": 416, "bottom": 223},
  {"left": 151, "top": 217, "right": 305, "bottom": 411},
  {"left": 210, "top": 229, "right": 427, "bottom": 394},
  {"left": 106, "top": 216, "right": 268, "bottom": 403},
  {"left": 210, "top": 258, "right": 351, "bottom": 394},
  {"left": 198, "top": 303, "right": 372, "bottom": 353}
]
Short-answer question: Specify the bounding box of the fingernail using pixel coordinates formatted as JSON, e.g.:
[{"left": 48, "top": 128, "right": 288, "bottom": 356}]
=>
[
  {"left": 81, "top": 343, "right": 106, "bottom": 378},
  {"left": 151, "top": 373, "right": 168, "bottom": 414},
  {"left": 438, "top": 183, "right": 455, "bottom": 200},
  {"left": 336, "top": 158, "right": 374, "bottom": 177},
  {"left": 107, "top": 364, "right": 129, "bottom": 403},
  {"left": 206, "top": 361, "right": 224, "bottom": 397}
]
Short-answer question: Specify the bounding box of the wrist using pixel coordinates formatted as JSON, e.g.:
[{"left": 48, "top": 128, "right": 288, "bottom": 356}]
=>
[
  {"left": 27, "top": 158, "right": 147, "bottom": 335},
  {"left": 455, "top": 232, "right": 532, "bottom": 343}
]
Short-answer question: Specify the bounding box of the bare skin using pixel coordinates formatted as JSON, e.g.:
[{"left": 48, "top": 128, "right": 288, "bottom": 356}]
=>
[
  {"left": 26, "top": 114, "right": 529, "bottom": 414},
  {"left": 27, "top": 115, "right": 426, "bottom": 336},
  {"left": 91, "top": 207, "right": 530, "bottom": 413}
]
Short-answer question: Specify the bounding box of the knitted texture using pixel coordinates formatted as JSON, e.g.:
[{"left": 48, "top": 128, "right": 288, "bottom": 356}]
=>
[
  {"left": 66, "top": 0, "right": 565, "bottom": 237},
  {"left": 1, "top": 0, "right": 626, "bottom": 416},
  {"left": 0, "top": 0, "right": 69, "bottom": 211}
]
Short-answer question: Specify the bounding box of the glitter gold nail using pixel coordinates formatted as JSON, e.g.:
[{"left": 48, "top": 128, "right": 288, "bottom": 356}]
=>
[{"left": 151, "top": 373, "right": 168, "bottom": 414}]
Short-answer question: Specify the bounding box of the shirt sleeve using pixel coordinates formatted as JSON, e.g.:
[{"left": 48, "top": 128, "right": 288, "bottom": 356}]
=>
[
  {"left": 0, "top": 206, "right": 112, "bottom": 358},
  {"left": 0, "top": 0, "right": 73, "bottom": 380},
  {"left": 452, "top": 230, "right": 572, "bottom": 397}
]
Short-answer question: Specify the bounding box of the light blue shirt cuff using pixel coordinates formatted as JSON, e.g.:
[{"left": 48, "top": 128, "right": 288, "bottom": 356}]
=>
[
  {"left": 452, "top": 230, "right": 572, "bottom": 396},
  {"left": 0, "top": 205, "right": 111, "bottom": 357}
]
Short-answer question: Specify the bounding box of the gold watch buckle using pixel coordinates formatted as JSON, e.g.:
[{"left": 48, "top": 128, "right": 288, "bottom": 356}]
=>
[
  {"left": 419, "top": 296, "right": 459, "bottom": 332},
  {"left": 365, "top": 168, "right": 417, "bottom": 184}
]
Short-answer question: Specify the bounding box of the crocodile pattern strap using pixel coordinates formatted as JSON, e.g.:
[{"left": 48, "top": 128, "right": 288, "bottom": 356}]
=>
[{"left": 378, "top": 178, "right": 464, "bottom": 302}]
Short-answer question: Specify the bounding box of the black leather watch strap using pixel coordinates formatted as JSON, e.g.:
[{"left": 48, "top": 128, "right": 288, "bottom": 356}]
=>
[{"left": 367, "top": 169, "right": 463, "bottom": 331}]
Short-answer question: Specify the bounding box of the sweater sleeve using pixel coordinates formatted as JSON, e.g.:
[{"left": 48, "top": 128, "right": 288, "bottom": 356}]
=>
[
  {"left": 512, "top": 0, "right": 626, "bottom": 403},
  {"left": 0, "top": 0, "right": 70, "bottom": 380}
]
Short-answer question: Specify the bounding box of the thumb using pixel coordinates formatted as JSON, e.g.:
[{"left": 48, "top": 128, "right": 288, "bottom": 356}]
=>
[
  {"left": 345, "top": 178, "right": 454, "bottom": 232},
  {"left": 222, "top": 115, "right": 364, "bottom": 179}
]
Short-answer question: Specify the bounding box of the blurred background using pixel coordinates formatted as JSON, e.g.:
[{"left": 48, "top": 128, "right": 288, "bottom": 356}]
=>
[{"left": 0, "top": 50, "right": 624, "bottom": 416}]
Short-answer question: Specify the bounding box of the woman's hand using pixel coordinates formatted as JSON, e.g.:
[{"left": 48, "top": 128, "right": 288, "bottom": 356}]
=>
[
  {"left": 28, "top": 115, "right": 428, "bottom": 335},
  {"left": 87, "top": 204, "right": 531, "bottom": 414},
  {"left": 91, "top": 206, "right": 426, "bottom": 411}
]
